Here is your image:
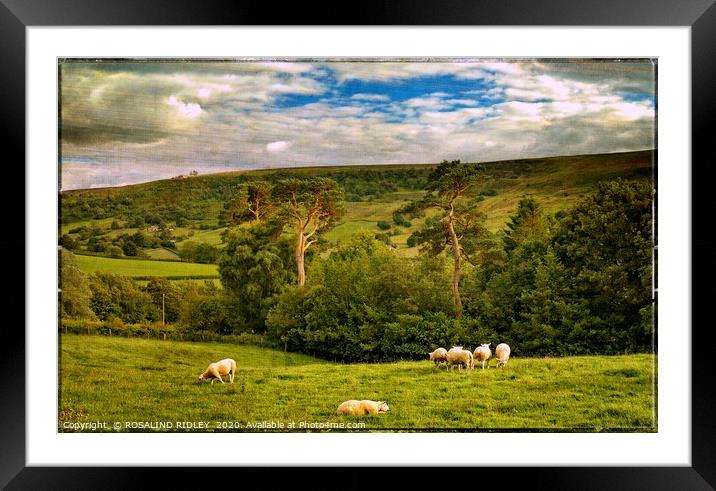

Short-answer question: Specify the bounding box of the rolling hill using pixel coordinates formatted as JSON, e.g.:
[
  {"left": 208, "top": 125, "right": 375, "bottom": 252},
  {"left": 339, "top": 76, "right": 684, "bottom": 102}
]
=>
[{"left": 60, "top": 150, "right": 654, "bottom": 267}]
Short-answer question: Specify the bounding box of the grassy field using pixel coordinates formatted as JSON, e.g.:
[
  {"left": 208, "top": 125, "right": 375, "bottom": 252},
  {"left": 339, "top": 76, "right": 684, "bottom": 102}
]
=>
[
  {"left": 322, "top": 193, "right": 438, "bottom": 256},
  {"left": 59, "top": 335, "right": 657, "bottom": 432},
  {"left": 74, "top": 255, "right": 219, "bottom": 278},
  {"left": 60, "top": 217, "right": 117, "bottom": 236},
  {"left": 187, "top": 227, "right": 226, "bottom": 245},
  {"left": 144, "top": 248, "right": 182, "bottom": 260}
]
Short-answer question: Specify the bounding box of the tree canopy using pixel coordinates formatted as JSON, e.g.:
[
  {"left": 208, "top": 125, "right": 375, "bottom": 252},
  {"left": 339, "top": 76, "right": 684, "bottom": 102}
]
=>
[
  {"left": 271, "top": 178, "right": 345, "bottom": 289},
  {"left": 406, "top": 160, "right": 486, "bottom": 315}
]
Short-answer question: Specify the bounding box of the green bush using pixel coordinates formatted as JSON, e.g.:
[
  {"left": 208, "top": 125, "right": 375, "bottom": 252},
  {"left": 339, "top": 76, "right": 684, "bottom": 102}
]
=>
[
  {"left": 60, "top": 234, "right": 79, "bottom": 250},
  {"left": 121, "top": 241, "right": 138, "bottom": 256},
  {"left": 266, "top": 236, "right": 455, "bottom": 361},
  {"left": 218, "top": 223, "right": 295, "bottom": 332},
  {"left": 392, "top": 212, "right": 412, "bottom": 227},
  {"left": 105, "top": 245, "right": 124, "bottom": 257},
  {"left": 89, "top": 272, "right": 158, "bottom": 323},
  {"left": 374, "top": 232, "right": 395, "bottom": 248},
  {"left": 60, "top": 250, "right": 96, "bottom": 320},
  {"left": 178, "top": 241, "right": 220, "bottom": 264}
]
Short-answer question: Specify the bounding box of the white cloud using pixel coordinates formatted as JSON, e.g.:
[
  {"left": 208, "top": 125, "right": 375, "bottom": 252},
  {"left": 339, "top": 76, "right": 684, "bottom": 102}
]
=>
[
  {"left": 266, "top": 141, "right": 292, "bottom": 152},
  {"left": 328, "top": 62, "right": 492, "bottom": 82},
  {"left": 350, "top": 93, "right": 390, "bottom": 102},
  {"left": 269, "top": 77, "right": 325, "bottom": 95},
  {"left": 498, "top": 101, "right": 545, "bottom": 120},
  {"left": 446, "top": 99, "right": 479, "bottom": 106},
  {"left": 60, "top": 63, "right": 329, "bottom": 147},
  {"left": 535, "top": 75, "right": 571, "bottom": 99},
  {"left": 415, "top": 107, "right": 487, "bottom": 127},
  {"left": 480, "top": 62, "right": 526, "bottom": 75},
  {"left": 196, "top": 84, "right": 231, "bottom": 99},
  {"left": 606, "top": 101, "right": 655, "bottom": 121},
  {"left": 404, "top": 96, "right": 447, "bottom": 110},
  {"left": 548, "top": 101, "right": 583, "bottom": 117},
  {"left": 498, "top": 67, "right": 611, "bottom": 103},
  {"left": 166, "top": 95, "right": 202, "bottom": 119}
]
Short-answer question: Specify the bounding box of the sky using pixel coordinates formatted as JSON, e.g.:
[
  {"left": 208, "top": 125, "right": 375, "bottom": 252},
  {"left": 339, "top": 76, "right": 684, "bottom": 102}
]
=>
[{"left": 59, "top": 58, "right": 656, "bottom": 190}]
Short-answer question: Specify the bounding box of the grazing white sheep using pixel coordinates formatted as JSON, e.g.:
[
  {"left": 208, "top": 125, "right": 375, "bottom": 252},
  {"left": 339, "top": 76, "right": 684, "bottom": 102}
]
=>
[
  {"left": 495, "top": 343, "right": 511, "bottom": 368},
  {"left": 473, "top": 343, "right": 492, "bottom": 369},
  {"left": 447, "top": 346, "right": 474, "bottom": 371},
  {"left": 197, "top": 358, "right": 237, "bottom": 384},
  {"left": 336, "top": 400, "right": 390, "bottom": 416},
  {"left": 428, "top": 347, "right": 449, "bottom": 368}
]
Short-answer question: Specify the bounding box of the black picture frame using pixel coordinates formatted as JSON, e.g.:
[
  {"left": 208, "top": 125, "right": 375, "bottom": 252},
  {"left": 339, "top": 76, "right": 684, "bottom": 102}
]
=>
[{"left": 5, "top": 0, "right": 715, "bottom": 488}]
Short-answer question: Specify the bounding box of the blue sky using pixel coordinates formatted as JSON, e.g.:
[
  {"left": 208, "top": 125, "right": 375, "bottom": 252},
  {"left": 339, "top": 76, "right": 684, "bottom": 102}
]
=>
[
  {"left": 60, "top": 59, "right": 656, "bottom": 189},
  {"left": 273, "top": 74, "right": 501, "bottom": 110}
]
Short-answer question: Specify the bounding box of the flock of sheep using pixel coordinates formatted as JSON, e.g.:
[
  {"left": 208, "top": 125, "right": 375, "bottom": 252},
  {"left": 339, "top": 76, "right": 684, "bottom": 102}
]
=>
[
  {"left": 195, "top": 344, "right": 511, "bottom": 418},
  {"left": 196, "top": 344, "right": 512, "bottom": 386},
  {"left": 428, "top": 343, "right": 511, "bottom": 371}
]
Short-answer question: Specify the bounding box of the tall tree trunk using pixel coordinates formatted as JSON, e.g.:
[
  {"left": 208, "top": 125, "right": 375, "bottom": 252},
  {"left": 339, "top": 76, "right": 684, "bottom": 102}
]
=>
[
  {"left": 295, "top": 232, "right": 306, "bottom": 290},
  {"left": 447, "top": 212, "right": 463, "bottom": 316}
]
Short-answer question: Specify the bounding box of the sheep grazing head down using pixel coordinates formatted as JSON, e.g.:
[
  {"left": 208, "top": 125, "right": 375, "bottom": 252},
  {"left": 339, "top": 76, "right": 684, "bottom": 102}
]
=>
[
  {"left": 473, "top": 344, "right": 492, "bottom": 369},
  {"left": 429, "top": 347, "right": 448, "bottom": 363},
  {"left": 196, "top": 359, "right": 237, "bottom": 384},
  {"left": 447, "top": 347, "right": 473, "bottom": 371},
  {"left": 495, "top": 343, "right": 511, "bottom": 368}
]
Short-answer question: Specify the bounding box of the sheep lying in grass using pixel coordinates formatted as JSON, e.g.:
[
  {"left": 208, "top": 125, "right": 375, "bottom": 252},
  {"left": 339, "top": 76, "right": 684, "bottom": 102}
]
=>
[
  {"left": 495, "top": 343, "right": 511, "bottom": 368},
  {"left": 447, "top": 346, "right": 473, "bottom": 371},
  {"left": 473, "top": 344, "right": 492, "bottom": 370},
  {"left": 197, "top": 358, "right": 237, "bottom": 384},
  {"left": 428, "top": 347, "right": 449, "bottom": 368},
  {"left": 336, "top": 400, "right": 390, "bottom": 416}
]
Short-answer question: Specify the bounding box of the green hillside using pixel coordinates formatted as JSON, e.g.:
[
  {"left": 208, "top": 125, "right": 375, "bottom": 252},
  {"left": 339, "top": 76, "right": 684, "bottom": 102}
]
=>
[{"left": 59, "top": 150, "right": 653, "bottom": 264}]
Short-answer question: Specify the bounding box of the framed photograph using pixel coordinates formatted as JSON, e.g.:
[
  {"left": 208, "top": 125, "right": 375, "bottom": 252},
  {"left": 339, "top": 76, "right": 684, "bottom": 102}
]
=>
[{"left": 9, "top": 0, "right": 714, "bottom": 487}]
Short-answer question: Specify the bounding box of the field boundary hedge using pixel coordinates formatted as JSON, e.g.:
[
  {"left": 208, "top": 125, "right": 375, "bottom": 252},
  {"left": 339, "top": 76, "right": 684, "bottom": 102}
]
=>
[
  {"left": 131, "top": 275, "right": 220, "bottom": 281},
  {"left": 73, "top": 250, "right": 186, "bottom": 263},
  {"left": 59, "top": 319, "right": 268, "bottom": 346}
]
